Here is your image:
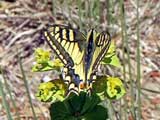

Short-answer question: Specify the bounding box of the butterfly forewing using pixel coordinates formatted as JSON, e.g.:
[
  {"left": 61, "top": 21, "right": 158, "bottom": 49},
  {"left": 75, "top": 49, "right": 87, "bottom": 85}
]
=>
[
  {"left": 92, "top": 31, "right": 111, "bottom": 70},
  {"left": 44, "top": 25, "right": 86, "bottom": 67}
]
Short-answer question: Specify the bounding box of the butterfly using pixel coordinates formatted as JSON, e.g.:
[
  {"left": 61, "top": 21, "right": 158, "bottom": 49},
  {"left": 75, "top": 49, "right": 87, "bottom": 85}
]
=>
[{"left": 43, "top": 24, "right": 111, "bottom": 96}]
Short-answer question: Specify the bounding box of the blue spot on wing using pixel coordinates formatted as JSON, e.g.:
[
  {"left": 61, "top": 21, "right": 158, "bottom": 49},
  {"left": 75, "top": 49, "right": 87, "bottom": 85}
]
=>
[{"left": 68, "top": 69, "right": 82, "bottom": 86}]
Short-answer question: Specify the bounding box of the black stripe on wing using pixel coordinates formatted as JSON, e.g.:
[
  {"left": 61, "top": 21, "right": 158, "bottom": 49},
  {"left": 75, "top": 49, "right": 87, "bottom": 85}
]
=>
[
  {"left": 43, "top": 24, "right": 86, "bottom": 68},
  {"left": 44, "top": 29, "right": 74, "bottom": 67},
  {"left": 92, "top": 31, "right": 111, "bottom": 71}
]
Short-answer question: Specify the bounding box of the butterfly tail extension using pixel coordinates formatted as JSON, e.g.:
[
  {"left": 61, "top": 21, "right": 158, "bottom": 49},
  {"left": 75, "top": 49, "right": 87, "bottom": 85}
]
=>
[{"left": 86, "top": 74, "right": 97, "bottom": 95}]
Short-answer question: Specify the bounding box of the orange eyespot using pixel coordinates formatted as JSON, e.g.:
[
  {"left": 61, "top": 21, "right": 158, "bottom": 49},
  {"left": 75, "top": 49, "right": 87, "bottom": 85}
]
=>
[{"left": 79, "top": 82, "right": 85, "bottom": 89}]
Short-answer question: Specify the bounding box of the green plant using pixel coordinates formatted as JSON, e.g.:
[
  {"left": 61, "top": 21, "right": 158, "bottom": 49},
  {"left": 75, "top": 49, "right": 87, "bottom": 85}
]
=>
[{"left": 32, "top": 41, "right": 125, "bottom": 120}]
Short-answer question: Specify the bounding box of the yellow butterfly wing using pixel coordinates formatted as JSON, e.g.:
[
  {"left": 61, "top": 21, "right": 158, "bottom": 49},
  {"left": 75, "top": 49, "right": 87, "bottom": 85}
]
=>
[
  {"left": 43, "top": 25, "right": 86, "bottom": 94},
  {"left": 85, "top": 29, "right": 111, "bottom": 89},
  {"left": 44, "top": 25, "right": 86, "bottom": 67}
]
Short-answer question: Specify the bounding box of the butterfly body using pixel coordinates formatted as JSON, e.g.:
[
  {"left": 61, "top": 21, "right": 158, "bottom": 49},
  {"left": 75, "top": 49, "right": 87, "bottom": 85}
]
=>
[{"left": 43, "top": 25, "right": 111, "bottom": 96}]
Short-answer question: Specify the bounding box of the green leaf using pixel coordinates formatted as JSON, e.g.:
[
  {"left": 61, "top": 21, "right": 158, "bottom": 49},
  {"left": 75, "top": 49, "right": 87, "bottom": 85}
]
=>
[
  {"left": 106, "top": 77, "right": 126, "bottom": 100},
  {"left": 35, "top": 48, "right": 51, "bottom": 63},
  {"left": 32, "top": 61, "right": 55, "bottom": 72},
  {"left": 80, "top": 93, "right": 100, "bottom": 114},
  {"left": 101, "top": 42, "right": 121, "bottom": 67},
  {"left": 102, "top": 54, "right": 121, "bottom": 67},
  {"left": 64, "top": 92, "right": 101, "bottom": 116},
  {"left": 93, "top": 76, "right": 126, "bottom": 100},
  {"left": 50, "top": 101, "right": 73, "bottom": 120},
  {"left": 35, "top": 79, "right": 67, "bottom": 102},
  {"left": 49, "top": 93, "right": 105, "bottom": 120},
  {"left": 108, "top": 41, "right": 116, "bottom": 54},
  {"left": 66, "top": 92, "right": 87, "bottom": 114},
  {"left": 93, "top": 76, "right": 108, "bottom": 100},
  {"left": 81, "top": 105, "right": 108, "bottom": 120},
  {"left": 32, "top": 48, "right": 63, "bottom": 72}
]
